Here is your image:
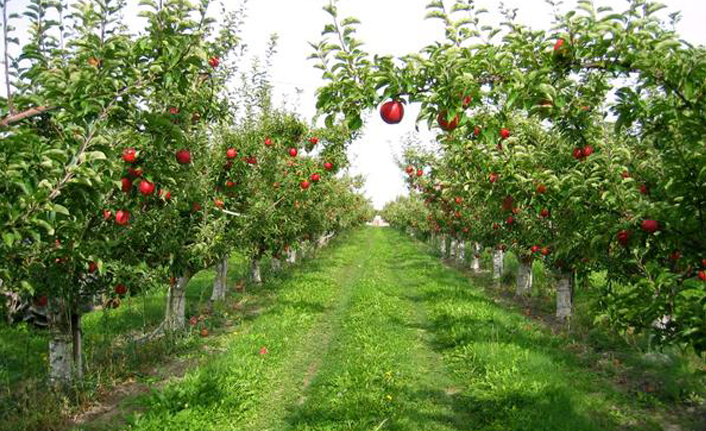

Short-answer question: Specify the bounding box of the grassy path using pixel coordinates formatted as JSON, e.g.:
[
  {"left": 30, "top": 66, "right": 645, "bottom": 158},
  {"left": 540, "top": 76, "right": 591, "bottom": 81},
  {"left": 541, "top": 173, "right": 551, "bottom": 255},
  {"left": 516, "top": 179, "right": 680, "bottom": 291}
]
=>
[{"left": 107, "top": 228, "right": 670, "bottom": 431}]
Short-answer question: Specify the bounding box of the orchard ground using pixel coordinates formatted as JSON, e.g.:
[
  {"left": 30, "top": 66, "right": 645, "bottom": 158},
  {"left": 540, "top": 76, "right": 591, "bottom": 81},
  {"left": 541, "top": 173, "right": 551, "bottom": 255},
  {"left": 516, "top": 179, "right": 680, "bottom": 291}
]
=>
[{"left": 1, "top": 227, "right": 703, "bottom": 431}]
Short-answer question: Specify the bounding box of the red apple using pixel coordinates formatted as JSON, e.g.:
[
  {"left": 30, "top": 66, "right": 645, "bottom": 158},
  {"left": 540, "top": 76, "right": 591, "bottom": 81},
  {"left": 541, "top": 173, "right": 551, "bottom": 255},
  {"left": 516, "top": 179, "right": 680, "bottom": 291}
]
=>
[
  {"left": 462, "top": 95, "right": 472, "bottom": 108},
  {"left": 540, "top": 208, "right": 550, "bottom": 218},
  {"left": 192, "top": 202, "right": 202, "bottom": 212},
  {"left": 670, "top": 251, "right": 681, "bottom": 261},
  {"left": 541, "top": 247, "right": 550, "bottom": 256},
  {"left": 621, "top": 171, "right": 631, "bottom": 179},
  {"left": 554, "top": 38, "right": 565, "bottom": 51},
  {"left": 265, "top": 137, "right": 273, "bottom": 147},
  {"left": 500, "top": 128, "right": 511, "bottom": 139},
  {"left": 88, "top": 261, "right": 98, "bottom": 273},
  {"left": 699, "top": 270, "right": 706, "bottom": 281},
  {"left": 617, "top": 230, "right": 631, "bottom": 246},
  {"left": 115, "top": 210, "right": 130, "bottom": 225},
  {"left": 169, "top": 107, "right": 179, "bottom": 115},
  {"left": 416, "top": 169, "right": 423, "bottom": 177},
  {"left": 324, "top": 162, "right": 334, "bottom": 171},
  {"left": 639, "top": 184, "right": 648, "bottom": 195},
  {"left": 200, "top": 328, "right": 209, "bottom": 337},
  {"left": 214, "top": 199, "right": 224, "bottom": 209},
  {"left": 226, "top": 148, "right": 237, "bottom": 159},
  {"left": 531, "top": 245, "right": 540, "bottom": 253},
  {"left": 536, "top": 184, "right": 547, "bottom": 194},
  {"left": 380, "top": 100, "right": 404, "bottom": 124},
  {"left": 103, "top": 210, "right": 112, "bottom": 220},
  {"left": 247, "top": 156, "right": 257, "bottom": 165},
  {"left": 114, "top": 283, "right": 127, "bottom": 295},
  {"left": 437, "top": 111, "right": 459, "bottom": 131},
  {"left": 492, "top": 223, "right": 500, "bottom": 230},
  {"left": 641, "top": 219, "right": 659, "bottom": 234},
  {"left": 405, "top": 165, "right": 414, "bottom": 175},
  {"left": 226, "top": 181, "right": 235, "bottom": 188},
  {"left": 176, "top": 149, "right": 191, "bottom": 164},
  {"left": 573, "top": 148, "right": 584, "bottom": 160},
  {"left": 36, "top": 295, "right": 48, "bottom": 307},
  {"left": 583, "top": 145, "right": 594, "bottom": 157},
  {"left": 127, "top": 167, "right": 143, "bottom": 178},
  {"left": 309, "top": 137, "right": 319, "bottom": 145},
  {"left": 122, "top": 148, "right": 137, "bottom": 163},
  {"left": 139, "top": 179, "right": 155, "bottom": 196},
  {"left": 301, "top": 180, "right": 310, "bottom": 190},
  {"left": 311, "top": 173, "right": 320, "bottom": 182},
  {"left": 121, "top": 177, "right": 132, "bottom": 192},
  {"left": 489, "top": 173, "right": 499, "bottom": 183},
  {"left": 289, "top": 148, "right": 298, "bottom": 157},
  {"left": 506, "top": 215, "right": 514, "bottom": 225},
  {"left": 474, "top": 126, "right": 481, "bottom": 137},
  {"left": 455, "top": 197, "right": 463, "bottom": 205},
  {"left": 208, "top": 56, "right": 220, "bottom": 68}
]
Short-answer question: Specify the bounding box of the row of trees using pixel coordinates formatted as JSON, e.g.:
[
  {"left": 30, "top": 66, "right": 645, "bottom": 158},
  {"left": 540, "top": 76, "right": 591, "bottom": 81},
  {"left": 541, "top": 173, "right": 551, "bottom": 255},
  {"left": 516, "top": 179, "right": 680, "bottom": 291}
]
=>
[
  {"left": 311, "top": 0, "right": 704, "bottom": 353},
  {"left": 0, "top": 0, "right": 373, "bottom": 385}
]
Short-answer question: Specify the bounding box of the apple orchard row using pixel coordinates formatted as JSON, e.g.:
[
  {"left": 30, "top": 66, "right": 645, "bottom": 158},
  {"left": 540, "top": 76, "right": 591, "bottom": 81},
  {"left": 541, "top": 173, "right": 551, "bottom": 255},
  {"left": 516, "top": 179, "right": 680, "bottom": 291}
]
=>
[{"left": 311, "top": 0, "right": 705, "bottom": 352}]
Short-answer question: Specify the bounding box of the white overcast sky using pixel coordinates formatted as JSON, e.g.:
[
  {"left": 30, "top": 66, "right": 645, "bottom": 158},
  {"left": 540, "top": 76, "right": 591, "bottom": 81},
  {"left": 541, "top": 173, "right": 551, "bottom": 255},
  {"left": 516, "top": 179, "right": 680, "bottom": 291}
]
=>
[{"left": 4, "top": 0, "right": 706, "bottom": 209}]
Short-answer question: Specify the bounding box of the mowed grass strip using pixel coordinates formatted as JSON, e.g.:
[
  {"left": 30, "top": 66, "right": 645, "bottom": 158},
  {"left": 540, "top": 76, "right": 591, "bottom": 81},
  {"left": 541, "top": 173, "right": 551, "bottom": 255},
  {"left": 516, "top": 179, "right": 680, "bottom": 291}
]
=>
[
  {"left": 283, "top": 228, "right": 468, "bottom": 431},
  {"left": 387, "top": 228, "right": 666, "bottom": 431},
  {"left": 117, "top": 231, "right": 368, "bottom": 431}
]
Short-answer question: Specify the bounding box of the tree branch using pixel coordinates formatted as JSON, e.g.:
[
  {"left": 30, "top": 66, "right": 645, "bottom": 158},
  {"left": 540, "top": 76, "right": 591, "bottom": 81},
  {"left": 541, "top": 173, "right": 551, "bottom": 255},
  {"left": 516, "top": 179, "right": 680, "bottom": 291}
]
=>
[{"left": 0, "top": 105, "right": 55, "bottom": 127}]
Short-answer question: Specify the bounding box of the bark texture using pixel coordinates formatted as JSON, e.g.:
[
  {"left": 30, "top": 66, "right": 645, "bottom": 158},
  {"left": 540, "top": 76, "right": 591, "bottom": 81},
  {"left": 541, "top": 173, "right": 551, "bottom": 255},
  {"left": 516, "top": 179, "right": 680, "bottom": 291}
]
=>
[
  {"left": 493, "top": 249, "right": 504, "bottom": 283},
  {"left": 516, "top": 260, "right": 533, "bottom": 297},
  {"left": 556, "top": 272, "right": 574, "bottom": 320},
  {"left": 472, "top": 243, "right": 481, "bottom": 273},
  {"left": 164, "top": 274, "right": 191, "bottom": 331},
  {"left": 250, "top": 259, "right": 262, "bottom": 284},
  {"left": 211, "top": 255, "right": 228, "bottom": 302}
]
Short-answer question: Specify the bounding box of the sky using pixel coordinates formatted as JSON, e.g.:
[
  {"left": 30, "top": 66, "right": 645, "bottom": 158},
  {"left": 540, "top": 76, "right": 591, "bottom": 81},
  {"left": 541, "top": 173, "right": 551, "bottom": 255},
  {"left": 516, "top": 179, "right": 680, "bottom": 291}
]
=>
[{"left": 4, "top": 0, "right": 706, "bottom": 209}]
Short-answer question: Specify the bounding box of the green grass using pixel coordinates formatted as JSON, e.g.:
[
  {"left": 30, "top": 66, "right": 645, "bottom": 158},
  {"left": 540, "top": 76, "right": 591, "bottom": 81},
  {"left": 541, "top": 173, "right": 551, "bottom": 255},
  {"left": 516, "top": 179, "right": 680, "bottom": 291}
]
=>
[
  {"left": 0, "top": 252, "right": 250, "bottom": 431},
  {"left": 96, "top": 227, "right": 701, "bottom": 431}
]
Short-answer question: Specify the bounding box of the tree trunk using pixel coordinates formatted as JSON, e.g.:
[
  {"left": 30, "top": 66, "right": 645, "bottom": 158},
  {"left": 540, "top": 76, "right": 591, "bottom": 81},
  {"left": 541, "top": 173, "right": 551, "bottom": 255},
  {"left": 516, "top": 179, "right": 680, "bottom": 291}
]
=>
[
  {"left": 457, "top": 241, "right": 465, "bottom": 264},
  {"left": 48, "top": 301, "right": 73, "bottom": 385},
  {"left": 71, "top": 313, "right": 83, "bottom": 380},
  {"left": 164, "top": 273, "right": 191, "bottom": 332},
  {"left": 493, "top": 249, "right": 504, "bottom": 284},
  {"left": 449, "top": 240, "right": 457, "bottom": 258},
  {"left": 516, "top": 259, "right": 533, "bottom": 297},
  {"left": 472, "top": 243, "right": 481, "bottom": 273},
  {"left": 211, "top": 255, "right": 228, "bottom": 302},
  {"left": 287, "top": 248, "right": 296, "bottom": 264},
  {"left": 250, "top": 259, "right": 262, "bottom": 284},
  {"left": 556, "top": 271, "right": 574, "bottom": 321},
  {"left": 271, "top": 258, "right": 282, "bottom": 272},
  {"left": 444, "top": 236, "right": 451, "bottom": 259}
]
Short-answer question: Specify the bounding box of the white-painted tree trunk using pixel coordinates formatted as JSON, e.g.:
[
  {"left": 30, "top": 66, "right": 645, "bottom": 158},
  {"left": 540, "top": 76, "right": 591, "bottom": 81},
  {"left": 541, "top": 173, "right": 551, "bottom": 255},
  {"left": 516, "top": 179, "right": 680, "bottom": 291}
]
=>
[
  {"left": 250, "top": 259, "right": 262, "bottom": 284},
  {"left": 444, "top": 236, "right": 451, "bottom": 259},
  {"left": 516, "top": 260, "right": 533, "bottom": 297},
  {"left": 271, "top": 258, "right": 282, "bottom": 272},
  {"left": 449, "top": 240, "right": 457, "bottom": 258},
  {"left": 493, "top": 249, "right": 504, "bottom": 284},
  {"left": 48, "top": 303, "right": 83, "bottom": 385},
  {"left": 164, "top": 274, "right": 190, "bottom": 331},
  {"left": 556, "top": 272, "right": 574, "bottom": 320},
  {"left": 457, "top": 241, "right": 466, "bottom": 264},
  {"left": 472, "top": 243, "right": 481, "bottom": 273},
  {"left": 439, "top": 235, "right": 445, "bottom": 254},
  {"left": 287, "top": 248, "right": 296, "bottom": 264},
  {"left": 210, "top": 255, "right": 228, "bottom": 302},
  {"left": 49, "top": 331, "right": 73, "bottom": 385}
]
